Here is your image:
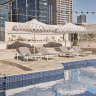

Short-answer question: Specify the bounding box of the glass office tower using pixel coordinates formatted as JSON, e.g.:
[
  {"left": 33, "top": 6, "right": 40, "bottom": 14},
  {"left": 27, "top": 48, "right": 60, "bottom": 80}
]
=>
[
  {"left": 12, "top": 0, "right": 49, "bottom": 23},
  {"left": 0, "top": 0, "right": 49, "bottom": 41},
  {"left": 0, "top": 0, "right": 12, "bottom": 40},
  {"left": 77, "top": 14, "right": 86, "bottom": 23},
  {"left": 39, "top": 0, "right": 49, "bottom": 24}
]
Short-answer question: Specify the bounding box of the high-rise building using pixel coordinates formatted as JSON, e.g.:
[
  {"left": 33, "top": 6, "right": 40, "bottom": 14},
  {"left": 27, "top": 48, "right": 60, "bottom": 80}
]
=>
[
  {"left": 0, "top": 3, "right": 12, "bottom": 40},
  {"left": 49, "top": 0, "right": 73, "bottom": 25},
  {"left": 0, "top": 0, "right": 49, "bottom": 41},
  {"left": 77, "top": 14, "right": 86, "bottom": 23},
  {"left": 12, "top": 0, "right": 49, "bottom": 24}
]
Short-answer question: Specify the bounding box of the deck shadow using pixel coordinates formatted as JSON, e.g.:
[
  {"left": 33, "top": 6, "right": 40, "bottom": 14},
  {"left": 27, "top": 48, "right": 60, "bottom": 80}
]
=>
[{"left": 0, "top": 60, "right": 32, "bottom": 71}]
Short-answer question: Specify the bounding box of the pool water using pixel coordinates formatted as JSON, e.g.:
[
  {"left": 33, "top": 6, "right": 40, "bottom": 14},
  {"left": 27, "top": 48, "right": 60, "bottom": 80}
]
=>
[{"left": 8, "top": 66, "right": 96, "bottom": 96}]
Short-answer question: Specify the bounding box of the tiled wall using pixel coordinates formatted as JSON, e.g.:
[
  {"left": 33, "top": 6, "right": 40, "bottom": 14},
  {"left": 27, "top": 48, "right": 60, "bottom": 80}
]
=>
[
  {"left": 62, "top": 59, "right": 96, "bottom": 70},
  {"left": 1, "top": 59, "right": 96, "bottom": 95},
  {"left": 0, "top": 69, "right": 64, "bottom": 92}
]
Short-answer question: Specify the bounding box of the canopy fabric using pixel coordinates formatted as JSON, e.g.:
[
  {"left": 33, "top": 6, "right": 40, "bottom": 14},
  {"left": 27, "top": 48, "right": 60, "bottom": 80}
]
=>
[
  {"left": 56, "top": 23, "right": 87, "bottom": 34},
  {"left": 12, "top": 19, "right": 50, "bottom": 32},
  {"left": 49, "top": 25, "right": 61, "bottom": 32},
  {"left": 12, "top": 21, "right": 87, "bottom": 34},
  {"left": 7, "top": 41, "right": 33, "bottom": 49},
  {"left": 43, "top": 42, "right": 62, "bottom": 47}
]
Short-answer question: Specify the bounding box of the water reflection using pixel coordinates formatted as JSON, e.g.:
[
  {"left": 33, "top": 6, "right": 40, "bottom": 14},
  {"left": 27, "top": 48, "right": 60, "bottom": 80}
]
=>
[
  {"left": 64, "top": 66, "right": 96, "bottom": 95},
  {"left": 12, "top": 66, "right": 96, "bottom": 96}
]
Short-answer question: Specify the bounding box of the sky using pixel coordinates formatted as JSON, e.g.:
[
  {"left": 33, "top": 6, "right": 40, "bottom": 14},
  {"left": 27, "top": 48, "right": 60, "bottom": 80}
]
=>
[{"left": 73, "top": 0, "right": 96, "bottom": 24}]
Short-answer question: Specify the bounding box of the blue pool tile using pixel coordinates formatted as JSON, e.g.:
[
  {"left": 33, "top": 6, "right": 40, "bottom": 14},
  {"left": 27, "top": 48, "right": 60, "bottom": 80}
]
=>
[
  {"left": 75, "top": 91, "right": 96, "bottom": 96},
  {"left": 0, "top": 68, "right": 64, "bottom": 91},
  {"left": 62, "top": 60, "right": 95, "bottom": 70}
]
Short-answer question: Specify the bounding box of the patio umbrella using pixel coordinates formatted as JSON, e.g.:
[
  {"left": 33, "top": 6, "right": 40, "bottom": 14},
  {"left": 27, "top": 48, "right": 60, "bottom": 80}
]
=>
[
  {"left": 12, "top": 19, "right": 51, "bottom": 53},
  {"left": 56, "top": 23, "right": 87, "bottom": 46},
  {"left": 49, "top": 25, "right": 61, "bottom": 32},
  {"left": 13, "top": 19, "right": 56, "bottom": 32},
  {"left": 7, "top": 41, "right": 34, "bottom": 49},
  {"left": 24, "top": 19, "right": 50, "bottom": 32},
  {"left": 43, "top": 42, "right": 62, "bottom": 47},
  {"left": 56, "top": 23, "right": 87, "bottom": 33}
]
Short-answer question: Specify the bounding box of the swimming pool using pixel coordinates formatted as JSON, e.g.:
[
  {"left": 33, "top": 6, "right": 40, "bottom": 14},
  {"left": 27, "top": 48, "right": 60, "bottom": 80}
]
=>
[{"left": 1, "top": 59, "right": 96, "bottom": 96}]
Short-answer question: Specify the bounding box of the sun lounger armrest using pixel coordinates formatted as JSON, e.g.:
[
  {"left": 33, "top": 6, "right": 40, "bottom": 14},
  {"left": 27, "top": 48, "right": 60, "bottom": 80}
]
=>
[{"left": 22, "top": 53, "right": 29, "bottom": 56}]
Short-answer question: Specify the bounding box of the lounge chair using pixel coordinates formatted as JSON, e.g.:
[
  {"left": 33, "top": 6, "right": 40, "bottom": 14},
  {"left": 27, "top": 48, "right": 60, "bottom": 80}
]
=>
[
  {"left": 37, "top": 47, "right": 58, "bottom": 60},
  {"left": 72, "top": 46, "right": 92, "bottom": 56},
  {"left": 59, "top": 46, "right": 78, "bottom": 57},
  {"left": 18, "top": 47, "right": 42, "bottom": 61}
]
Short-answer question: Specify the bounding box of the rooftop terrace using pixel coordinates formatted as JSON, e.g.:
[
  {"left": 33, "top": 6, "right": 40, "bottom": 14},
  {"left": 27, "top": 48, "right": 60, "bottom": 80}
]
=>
[{"left": 0, "top": 53, "right": 96, "bottom": 77}]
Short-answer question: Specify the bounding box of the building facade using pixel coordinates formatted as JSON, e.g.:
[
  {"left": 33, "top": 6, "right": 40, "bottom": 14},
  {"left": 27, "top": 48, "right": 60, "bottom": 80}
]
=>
[
  {"left": 0, "top": 0, "right": 49, "bottom": 41},
  {"left": 49, "top": 0, "right": 73, "bottom": 25},
  {"left": 12, "top": 0, "right": 49, "bottom": 24},
  {"left": 0, "top": 3, "right": 12, "bottom": 40},
  {"left": 77, "top": 14, "right": 86, "bottom": 23}
]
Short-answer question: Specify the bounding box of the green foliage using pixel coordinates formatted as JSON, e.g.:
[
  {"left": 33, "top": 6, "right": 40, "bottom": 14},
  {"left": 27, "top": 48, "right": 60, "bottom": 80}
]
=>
[
  {"left": 88, "top": 34, "right": 94, "bottom": 41},
  {"left": 73, "top": 40, "right": 78, "bottom": 46}
]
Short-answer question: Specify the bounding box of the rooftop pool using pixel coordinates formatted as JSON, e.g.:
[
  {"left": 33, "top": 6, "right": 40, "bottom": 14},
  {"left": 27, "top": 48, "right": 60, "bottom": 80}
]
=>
[{"left": 1, "top": 59, "right": 96, "bottom": 96}]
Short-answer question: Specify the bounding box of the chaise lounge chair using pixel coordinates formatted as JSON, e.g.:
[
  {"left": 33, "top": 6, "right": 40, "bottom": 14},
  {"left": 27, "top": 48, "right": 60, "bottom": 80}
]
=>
[
  {"left": 37, "top": 47, "right": 58, "bottom": 60},
  {"left": 18, "top": 47, "right": 42, "bottom": 61},
  {"left": 59, "top": 46, "right": 78, "bottom": 57},
  {"left": 72, "top": 46, "right": 92, "bottom": 56}
]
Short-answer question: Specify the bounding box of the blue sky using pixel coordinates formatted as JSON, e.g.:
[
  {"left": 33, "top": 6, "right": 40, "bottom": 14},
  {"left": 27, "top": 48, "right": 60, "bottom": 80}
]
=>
[{"left": 73, "top": 0, "right": 96, "bottom": 24}]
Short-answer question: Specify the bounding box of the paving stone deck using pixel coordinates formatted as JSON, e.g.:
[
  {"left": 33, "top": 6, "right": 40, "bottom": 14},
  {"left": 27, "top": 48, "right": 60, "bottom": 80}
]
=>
[{"left": 0, "top": 54, "right": 96, "bottom": 77}]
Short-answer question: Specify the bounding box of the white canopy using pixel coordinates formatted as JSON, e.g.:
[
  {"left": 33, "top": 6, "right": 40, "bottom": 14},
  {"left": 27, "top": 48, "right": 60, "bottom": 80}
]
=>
[
  {"left": 12, "top": 19, "right": 50, "bottom": 32},
  {"left": 56, "top": 23, "right": 87, "bottom": 34},
  {"left": 49, "top": 25, "right": 62, "bottom": 32},
  {"left": 12, "top": 21, "right": 87, "bottom": 34}
]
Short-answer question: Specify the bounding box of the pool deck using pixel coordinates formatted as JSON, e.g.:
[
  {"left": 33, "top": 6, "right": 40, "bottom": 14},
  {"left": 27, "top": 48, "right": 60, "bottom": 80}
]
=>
[{"left": 0, "top": 53, "right": 96, "bottom": 77}]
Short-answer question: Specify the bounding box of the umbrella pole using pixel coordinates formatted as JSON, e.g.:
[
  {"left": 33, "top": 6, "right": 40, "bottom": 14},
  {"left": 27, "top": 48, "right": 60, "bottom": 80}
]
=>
[
  {"left": 78, "top": 33, "right": 79, "bottom": 42},
  {"left": 64, "top": 33, "right": 66, "bottom": 47},
  {"left": 65, "top": 39, "right": 66, "bottom": 47},
  {"left": 64, "top": 33, "right": 68, "bottom": 47},
  {"left": 34, "top": 33, "right": 35, "bottom": 54}
]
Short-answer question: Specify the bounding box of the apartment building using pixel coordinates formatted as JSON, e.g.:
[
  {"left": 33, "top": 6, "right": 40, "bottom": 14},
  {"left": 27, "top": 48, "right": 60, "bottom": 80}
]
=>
[{"left": 49, "top": 0, "right": 73, "bottom": 25}]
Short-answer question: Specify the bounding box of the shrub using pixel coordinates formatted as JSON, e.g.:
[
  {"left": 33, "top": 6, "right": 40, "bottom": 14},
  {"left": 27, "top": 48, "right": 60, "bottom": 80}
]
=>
[{"left": 73, "top": 40, "right": 78, "bottom": 46}]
